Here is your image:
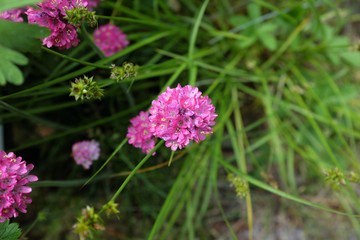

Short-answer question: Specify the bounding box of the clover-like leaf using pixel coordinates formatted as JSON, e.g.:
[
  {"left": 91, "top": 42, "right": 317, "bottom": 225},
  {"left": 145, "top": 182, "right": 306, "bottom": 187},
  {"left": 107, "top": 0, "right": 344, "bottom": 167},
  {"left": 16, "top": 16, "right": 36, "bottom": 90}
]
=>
[
  {"left": 0, "top": 46, "right": 28, "bottom": 86},
  {"left": 247, "top": 3, "right": 261, "bottom": 19},
  {"left": 340, "top": 51, "right": 360, "bottom": 67},
  {"left": 0, "top": 19, "right": 51, "bottom": 52},
  {"left": 0, "top": 0, "right": 42, "bottom": 12},
  {"left": 0, "top": 220, "right": 22, "bottom": 240},
  {"left": 258, "top": 31, "right": 277, "bottom": 51}
]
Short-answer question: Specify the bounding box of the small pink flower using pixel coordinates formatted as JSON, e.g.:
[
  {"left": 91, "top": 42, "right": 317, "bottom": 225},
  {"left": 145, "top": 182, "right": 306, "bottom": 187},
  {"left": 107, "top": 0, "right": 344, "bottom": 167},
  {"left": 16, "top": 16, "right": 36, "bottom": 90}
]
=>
[
  {"left": 0, "top": 151, "right": 38, "bottom": 222},
  {"left": 0, "top": 9, "right": 24, "bottom": 22},
  {"left": 94, "top": 23, "right": 129, "bottom": 57},
  {"left": 126, "top": 111, "right": 156, "bottom": 155},
  {"left": 149, "top": 84, "right": 217, "bottom": 151},
  {"left": 72, "top": 140, "right": 100, "bottom": 169},
  {"left": 26, "top": 0, "right": 87, "bottom": 50}
]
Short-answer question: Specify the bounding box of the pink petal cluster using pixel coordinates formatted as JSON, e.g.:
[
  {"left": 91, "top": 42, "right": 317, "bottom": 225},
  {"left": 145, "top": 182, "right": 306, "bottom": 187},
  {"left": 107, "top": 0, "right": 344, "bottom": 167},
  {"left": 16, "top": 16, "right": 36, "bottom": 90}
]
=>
[
  {"left": 149, "top": 84, "right": 217, "bottom": 151},
  {"left": 26, "top": 0, "right": 88, "bottom": 50},
  {"left": 72, "top": 140, "right": 100, "bottom": 169},
  {"left": 0, "top": 151, "right": 38, "bottom": 222},
  {"left": 126, "top": 111, "right": 156, "bottom": 155},
  {"left": 0, "top": 9, "right": 24, "bottom": 22},
  {"left": 86, "top": 0, "right": 103, "bottom": 11},
  {"left": 94, "top": 23, "right": 129, "bottom": 57}
]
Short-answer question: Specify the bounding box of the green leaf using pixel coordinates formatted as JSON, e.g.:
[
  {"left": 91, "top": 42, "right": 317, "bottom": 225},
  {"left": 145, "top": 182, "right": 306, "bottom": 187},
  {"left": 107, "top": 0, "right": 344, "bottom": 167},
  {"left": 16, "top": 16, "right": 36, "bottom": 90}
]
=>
[
  {"left": 328, "top": 36, "right": 349, "bottom": 48},
  {"left": 0, "top": 220, "right": 22, "bottom": 240},
  {"left": 321, "top": 25, "right": 334, "bottom": 43},
  {"left": 326, "top": 36, "right": 360, "bottom": 66},
  {"left": 326, "top": 52, "right": 341, "bottom": 65},
  {"left": 229, "top": 15, "right": 249, "bottom": 27},
  {"left": 237, "top": 35, "right": 256, "bottom": 48},
  {"left": 258, "top": 31, "right": 277, "bottom": 51},
  {"left": 247, "top": 3, "right": 260, "bottom": 19},
  {"left": 0, "top": 20, "right": 51, "bottom": 52},
  {"left": 0, "top": 46, "right": 28, "bottom": 86},
  {"left": 257, "top": 23, "right": 278, "bottom": 33},
  {"left": 0, "top": 0, "right": 42, "bottom": 12},
  {"left": 340, "top": 51, "right": 360, "bottom": 67}
]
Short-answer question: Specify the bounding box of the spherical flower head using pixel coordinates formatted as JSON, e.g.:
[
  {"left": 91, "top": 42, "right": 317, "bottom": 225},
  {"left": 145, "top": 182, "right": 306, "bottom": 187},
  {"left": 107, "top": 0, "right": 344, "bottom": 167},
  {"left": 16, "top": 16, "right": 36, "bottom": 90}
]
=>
[
  {"left": 0, "top": 151, "right": 38, "bottom": 222},
  {"left": 149, "top": 84, "right": 217, "bottom": 151},
  {"left": 43, "top": 25, "right": 80, "bottom": 50},
  {"left": 94, "top": 23, "right": 129, "bottom": 57},
  {"left": 0, "top": 9, "right": 24, "bottom": 22},
  {"left": 72, "top": 140, "right": 100, "bottom": 169},
  {"left": 126, "top": 111, "right": 156, "bottom": 155},
  {"left": 25, "top": 0, "right": 87, "bottom": 50}
]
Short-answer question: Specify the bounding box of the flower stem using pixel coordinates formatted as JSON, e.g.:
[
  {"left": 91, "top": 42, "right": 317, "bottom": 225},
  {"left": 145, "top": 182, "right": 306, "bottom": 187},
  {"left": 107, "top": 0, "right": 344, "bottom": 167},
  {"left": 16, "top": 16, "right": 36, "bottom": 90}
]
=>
[
  {"left": 109, "top": 140, "right": 165, "bottom": 203},
  {"left": 110, "top": 0, "right": 123, "bottom": 24},
  {"left": 168, "top": 150, "right": 175, "bottom": 166},
  {"left": 41, "top": 47, "right": 110, "bottom": 69},
  {"left": 82, "top": 138, "right": 129, "bottom": 188},
  {"left": 232, "top": 88, "right": 253, "bottom": 240}
]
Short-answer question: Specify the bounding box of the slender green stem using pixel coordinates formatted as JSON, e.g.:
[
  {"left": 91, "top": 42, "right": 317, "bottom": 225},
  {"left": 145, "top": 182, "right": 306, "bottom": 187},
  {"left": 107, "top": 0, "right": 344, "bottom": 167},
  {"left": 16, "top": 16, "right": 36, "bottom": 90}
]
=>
[
  {"left": 81, "top": 22, "right": 105, "bottom": 59},
  {"left": 82, "top": 138, "right": 128, "bottom": 188},
  {"left": 110, "top": 0, "right": 123, "bottom": 22},
  {"left": 41, "top": 47, "right": 109, "bottom": 69},
  {"left": 188, "top": 0, "right": 209, "bottom": 86},
  {"left": 1, "top": 31, "right": 173, "bottom": 100},
  {"left": 96, "top": 15, "right": 171, "bottom": 28},
  {"left": 220, "top": 159, "right": 359, "bottom": 216},
  {"left": 231, "top": 88, "right": 253, "bottom": 240},
  {"left": 109, "top": 140, "right": 165, "bottom": 203},
  {"left": 260, "top": 14, "right": 311, "bottom": 70},
  {"left": 0, "top": 100, "right": 69, "bottom": 130},
  {"left": 20, "top": 213, "right": 42, "bottom": 239},
  {"left": 168, "top": 150, "right": 175, "bottom": 166}
]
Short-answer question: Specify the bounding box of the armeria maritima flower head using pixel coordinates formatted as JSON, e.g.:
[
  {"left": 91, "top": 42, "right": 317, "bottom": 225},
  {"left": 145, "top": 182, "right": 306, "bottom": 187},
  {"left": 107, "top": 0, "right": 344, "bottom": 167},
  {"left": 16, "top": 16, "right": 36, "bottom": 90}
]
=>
[
  {"left": 0, "top": 9, "right": 24, "bottom": 22},
  {"left": 126, "top": 111, "right": 156, "bottom": 155},
  {"left": 72, "top": 140, "right": 100, "bottom": 169},
  {"left": 149, "top": 84, "right": 217, "bottom": 151},
  {"left": 0, "top": 151, "right": 38, "bottom": 222},
  {"left": 26, "top": 0, "right": 88, "bottom": 50},
  {"left": 94, "top": 23, "right": 129, "bottom": 57}
]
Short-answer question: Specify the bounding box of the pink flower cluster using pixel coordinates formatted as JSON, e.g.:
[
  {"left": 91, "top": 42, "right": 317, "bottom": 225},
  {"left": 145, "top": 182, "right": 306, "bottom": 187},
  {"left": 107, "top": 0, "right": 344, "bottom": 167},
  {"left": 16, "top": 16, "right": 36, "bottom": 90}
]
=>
[
  {"left": 26, "top": 0, "right": 87, "bottom": 50},
  {"left": 0, "top": 9, "right": 24, "bottom": 22},
  {"left": 72, "top": 140, "right": 100, "bottom": 169},
  {"left": 0, "top": 151, "right": 38, "bottom": 222},
  {"left": 126, "top": 111, "right": 156, "bottom": 155},
  {"left": 94, "top": 23, "right": 129, "bottom": 57},
  {"left": 127, "top": 84, "right": 217, "bottom": 153},
  {"left": 149, "top": 84, "right": 217, "bottom": 150}
]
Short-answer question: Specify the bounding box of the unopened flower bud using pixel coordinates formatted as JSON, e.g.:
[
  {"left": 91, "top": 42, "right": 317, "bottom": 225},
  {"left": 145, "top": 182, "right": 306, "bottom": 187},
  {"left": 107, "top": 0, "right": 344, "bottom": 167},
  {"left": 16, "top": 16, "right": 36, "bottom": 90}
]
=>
[
  {"left": 101, "top": 201, "right": 120, "bottom": 217},
  {"left": 110, "top": 62, "right": 139, "bottom": 82},
  {"left": 228, "top": 174, "right": 249, "bottom": 198},
  {"left": 323, "top": 167, "right": 346, "bottom": 190},
  {"left": 69, "top": 76, "right": 104, "bottom": 101},
  {"left": 65, "top": 5, "right": 97, "bottom": 27}
]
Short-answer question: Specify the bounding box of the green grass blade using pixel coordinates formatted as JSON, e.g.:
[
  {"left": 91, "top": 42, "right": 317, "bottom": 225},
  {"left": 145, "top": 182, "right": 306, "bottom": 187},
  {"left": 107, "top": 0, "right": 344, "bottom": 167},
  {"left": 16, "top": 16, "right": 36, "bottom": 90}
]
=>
[
  {"left": 188, "top": 0, "right": 210, "bottom": 86},
  {"left": 220, "top": 160, "right": 359, "bottom": 216}
]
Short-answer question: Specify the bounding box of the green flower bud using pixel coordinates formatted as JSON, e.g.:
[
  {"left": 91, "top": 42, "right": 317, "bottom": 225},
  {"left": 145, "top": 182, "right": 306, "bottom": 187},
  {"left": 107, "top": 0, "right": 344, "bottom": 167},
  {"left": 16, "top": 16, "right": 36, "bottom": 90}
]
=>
[
  {"left": 228, "top": 174, "right": 249, "bottom": 198},
  {"left": 69, "top": 76, "right": 104, "bottom": 101},
  {"left": 101, "top": 201, "right": 120, "bottom": 217},
  {"left": 65, "top": 6, "right": 97, "bottom": 27},
  {"left": 110, "top": 62, "right": 139, "bottom": 82},
  {"left": 323, "top": 168, "right": 346, "bottom": 191}
]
